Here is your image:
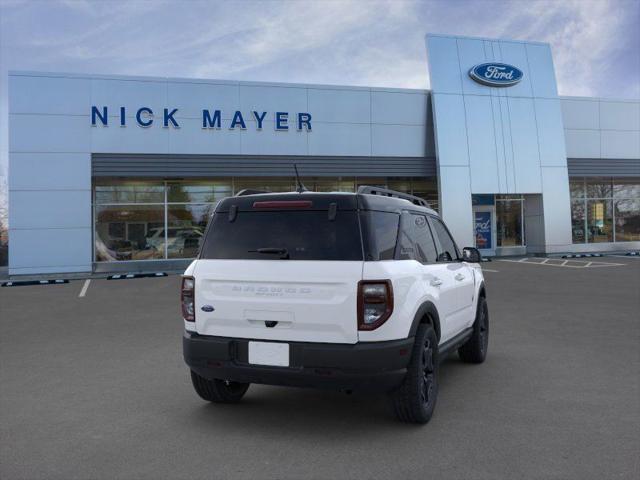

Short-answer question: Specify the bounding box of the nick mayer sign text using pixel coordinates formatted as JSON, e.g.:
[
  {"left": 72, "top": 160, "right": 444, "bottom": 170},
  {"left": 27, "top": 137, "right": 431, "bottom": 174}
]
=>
[{"left": 91, "top": 107, "right": 313, "bottom": 131}]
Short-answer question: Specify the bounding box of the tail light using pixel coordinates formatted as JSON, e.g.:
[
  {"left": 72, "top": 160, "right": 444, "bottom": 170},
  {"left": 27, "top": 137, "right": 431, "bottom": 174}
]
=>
[
  {"left": 357, "top": 280, "right": 393, "bottom": 330},
  {"left": 181, "top": 276, "right": 195, "bottom": 322}
]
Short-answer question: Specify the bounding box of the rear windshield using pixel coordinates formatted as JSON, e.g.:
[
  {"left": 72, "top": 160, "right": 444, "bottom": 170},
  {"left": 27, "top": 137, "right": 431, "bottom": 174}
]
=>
[{"left": 200, "top": 210, "right": 363, "bottom": 261}]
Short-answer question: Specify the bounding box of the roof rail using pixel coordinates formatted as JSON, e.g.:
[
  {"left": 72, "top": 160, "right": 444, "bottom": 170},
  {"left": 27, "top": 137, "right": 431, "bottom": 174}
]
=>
[
  {"left": 357, "top": 186, "right": 430, "bottom": 208},
  {"left": 235, "top": 189, "right": 270, "bottom": 197}
]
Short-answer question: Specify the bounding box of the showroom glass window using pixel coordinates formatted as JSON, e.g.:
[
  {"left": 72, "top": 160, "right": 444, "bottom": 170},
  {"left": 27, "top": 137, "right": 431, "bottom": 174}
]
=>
[
  {"left": 93, "top": 176, "right": 439, "bottom": 262},
  {"left": 94, "top": 180, "right": 231, "bottom": 262},
  {"left": 94, "top": 183, "right": 166, "bottom": 262},
  {"left": 166, "top": 182, "right": 232, "bottom": 259},
  {"left": 569, "top": 177, "right": 640, "bottom": 243}
]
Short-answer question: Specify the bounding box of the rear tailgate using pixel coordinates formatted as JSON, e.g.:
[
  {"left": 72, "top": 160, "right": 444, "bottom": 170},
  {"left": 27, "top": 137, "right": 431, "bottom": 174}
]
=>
[
  {"left": 193, "top": 193, "right": 364, "bottom": 344},
  {"left": 194, "top": 260, "right": 362, "bottom": 343}
]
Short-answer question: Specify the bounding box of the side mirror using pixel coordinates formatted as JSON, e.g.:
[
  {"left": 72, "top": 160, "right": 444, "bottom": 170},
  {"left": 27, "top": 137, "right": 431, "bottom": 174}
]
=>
[{"left": 462, "top": 247, "right": 482, "bottom": 263}]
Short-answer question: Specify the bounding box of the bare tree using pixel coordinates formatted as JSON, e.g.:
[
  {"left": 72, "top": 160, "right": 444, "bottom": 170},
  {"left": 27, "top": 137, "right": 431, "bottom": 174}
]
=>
[{"left": 0, "top": 177, "right": 8, "bottom": 267}]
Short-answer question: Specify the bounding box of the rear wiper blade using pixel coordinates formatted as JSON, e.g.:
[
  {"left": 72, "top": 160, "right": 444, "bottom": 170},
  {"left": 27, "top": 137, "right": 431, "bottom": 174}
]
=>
[{"left": 248, "top": 247, "right": 290, "bottom": 259}]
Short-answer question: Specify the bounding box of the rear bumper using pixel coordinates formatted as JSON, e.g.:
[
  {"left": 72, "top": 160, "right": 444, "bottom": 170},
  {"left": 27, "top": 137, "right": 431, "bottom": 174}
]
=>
[{"left": 183, "top": 332, "right": 414, "bottom": 393}]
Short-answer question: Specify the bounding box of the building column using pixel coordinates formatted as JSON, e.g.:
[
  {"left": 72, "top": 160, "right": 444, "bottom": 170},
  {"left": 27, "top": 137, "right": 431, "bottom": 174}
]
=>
[{"left": 438, "top": 166, "right": 474, "bottom": 249}]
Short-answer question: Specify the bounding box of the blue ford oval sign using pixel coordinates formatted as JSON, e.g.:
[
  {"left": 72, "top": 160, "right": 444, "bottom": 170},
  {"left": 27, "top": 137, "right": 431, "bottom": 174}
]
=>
[{"left": 469, "top": 63, "right": 523, "bottom": 87}]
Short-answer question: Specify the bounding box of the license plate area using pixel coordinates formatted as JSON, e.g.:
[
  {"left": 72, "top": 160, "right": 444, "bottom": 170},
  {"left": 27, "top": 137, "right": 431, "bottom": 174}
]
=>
[{"left": 248, "top": 341, "right": 290, "bottom": 367}]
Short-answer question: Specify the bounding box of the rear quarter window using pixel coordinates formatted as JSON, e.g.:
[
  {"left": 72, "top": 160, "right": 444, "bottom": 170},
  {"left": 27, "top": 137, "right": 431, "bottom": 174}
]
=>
[
  {"left": 398, "top": 212, "right": 438, "bottom": 263},
  {"left": 359, "top": 211, "right": 400, "bottom": 261}
]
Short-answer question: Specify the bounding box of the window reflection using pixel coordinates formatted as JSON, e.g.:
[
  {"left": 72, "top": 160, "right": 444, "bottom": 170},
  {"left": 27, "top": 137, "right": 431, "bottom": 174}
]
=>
[
  {"left": 312, "top": 178, "right": 356, "bottom": 192},
  {"left": 234, "top": 178, "right": 295, "bottom": 193},
  {"left": 569, "top": 178, "right": 585, "bottom": 199},
  {"left": 615, "top": 199, "right": 640, "bottom": 242},
  {"left": 95, "top": 182, "right": 164, "bottom": 204},
  {"left": 167, "top": 181, "right": 231, "bottom": 203},
  {"left": 571, "top": 200, "right": 586, "bottom": 243},
  {"left": 167, "top": 204, "right": 213, "bottom": 258},
  {"left": 613, "top": 179, "right": 640, "bottom": 199},
  {"left": 95, "top": 205, "right": 165, "bottom": 261},
  {"left": 587, "top": 199, "right": 613, "bottom": 243},
  {"left": 586, "top": 178, "right": 612, "bottom": 198},
  {"left": 93, "top": 176, "right": 441, "bottom": 262},
  {"left": 570, "top": 176, "right": 640, "bottom": 244}
]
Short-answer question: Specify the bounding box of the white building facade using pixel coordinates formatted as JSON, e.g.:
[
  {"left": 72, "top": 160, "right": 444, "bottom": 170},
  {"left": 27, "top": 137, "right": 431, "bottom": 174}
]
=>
[{"left": 8, "top": 34, "right": 640, "bottom": 275}]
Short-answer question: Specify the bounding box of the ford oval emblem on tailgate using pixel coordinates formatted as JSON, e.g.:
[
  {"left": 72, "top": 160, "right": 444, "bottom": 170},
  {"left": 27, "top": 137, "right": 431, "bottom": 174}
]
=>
[{"left": 201, "top": 305, "right": 215, "bottom": 312}]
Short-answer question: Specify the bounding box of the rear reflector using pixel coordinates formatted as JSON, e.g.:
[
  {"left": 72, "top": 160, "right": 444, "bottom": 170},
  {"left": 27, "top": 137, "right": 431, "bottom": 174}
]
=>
[{"left": 253, "top": 200, "right": 313, "bottom": 209}]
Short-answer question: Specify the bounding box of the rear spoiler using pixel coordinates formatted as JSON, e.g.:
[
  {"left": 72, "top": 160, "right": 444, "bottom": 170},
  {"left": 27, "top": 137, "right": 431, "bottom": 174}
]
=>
[{"left": 216, "top": 193, "right": 358, "bottom": 213}]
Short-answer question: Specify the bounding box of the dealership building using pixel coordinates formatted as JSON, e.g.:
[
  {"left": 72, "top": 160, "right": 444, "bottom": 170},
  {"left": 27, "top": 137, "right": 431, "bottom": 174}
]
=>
[{"left": 7, "top": 34, "right": 640, "bottom": 275}]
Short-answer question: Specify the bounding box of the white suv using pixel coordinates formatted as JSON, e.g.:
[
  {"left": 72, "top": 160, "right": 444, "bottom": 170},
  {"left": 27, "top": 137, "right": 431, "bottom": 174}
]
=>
[{"left": 182, "top": 187, "right": 488, "bottom": 424}]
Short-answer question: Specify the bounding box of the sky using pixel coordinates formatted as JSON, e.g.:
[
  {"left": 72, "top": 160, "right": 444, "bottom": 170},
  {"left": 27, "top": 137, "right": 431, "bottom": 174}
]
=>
[{"left": 0, "top": 0, "right": 639, "bottom": 245}]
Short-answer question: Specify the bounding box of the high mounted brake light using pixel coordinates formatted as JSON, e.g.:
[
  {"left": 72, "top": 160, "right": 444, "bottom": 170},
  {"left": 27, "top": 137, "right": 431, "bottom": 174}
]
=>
[
  {"left": 357, "top": 280, "right": 394, "bottom": 330},
  {"left": 181, "top": 276, "right": 195, "bottom": 322},
  {"left": 252, "top": 200, "right": 313, "bottom": 209}
]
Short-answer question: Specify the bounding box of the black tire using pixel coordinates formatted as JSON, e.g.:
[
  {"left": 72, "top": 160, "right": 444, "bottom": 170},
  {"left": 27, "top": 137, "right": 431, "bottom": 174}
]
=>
[
  {"left": 458, "top": 296, "right": 489, "bottom": 364},
  {"left": 190, "top": 370, "right": 250, "bottom": 403},
  {"left": 390, "top": 323, "right": 439, "bottom": 424}
]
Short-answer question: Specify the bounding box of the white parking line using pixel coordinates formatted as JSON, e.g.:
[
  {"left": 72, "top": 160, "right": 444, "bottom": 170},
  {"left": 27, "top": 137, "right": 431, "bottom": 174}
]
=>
[
  {"left": 78, "top": 279, "right": 91, "bottom": 297},
  {"left": 500, "top": 258, "right": 625, "bottom": 268},
  {"left": 586, "top": 263, "right": 628, "bottom": 268},
  {"left": 482, "top": 269, "right": 499, "bottom": 273}
]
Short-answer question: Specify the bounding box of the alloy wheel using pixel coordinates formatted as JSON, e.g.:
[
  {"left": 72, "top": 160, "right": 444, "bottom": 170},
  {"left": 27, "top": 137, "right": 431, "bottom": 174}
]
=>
[{"left": 421, "top": 338, "right": 435, "bottom": 406}]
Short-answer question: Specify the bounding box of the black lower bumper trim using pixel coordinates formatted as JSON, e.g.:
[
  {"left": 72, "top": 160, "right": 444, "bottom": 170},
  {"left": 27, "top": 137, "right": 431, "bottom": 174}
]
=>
[{"left": 183, "top": 332, "right": 414, "bottom": 392}]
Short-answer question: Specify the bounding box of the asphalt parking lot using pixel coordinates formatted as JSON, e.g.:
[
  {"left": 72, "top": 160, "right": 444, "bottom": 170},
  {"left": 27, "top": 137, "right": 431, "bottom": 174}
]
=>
[{"left": 1, "top": 257, "right": 639, "bottom": 480}]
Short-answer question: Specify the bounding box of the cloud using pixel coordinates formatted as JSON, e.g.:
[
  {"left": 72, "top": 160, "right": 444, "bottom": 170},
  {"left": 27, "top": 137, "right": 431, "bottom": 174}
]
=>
[
  {"left": 487, "top": 0, "right": 638, "bottom": 98},
  {"left": 0, "top": 0, "right": 638, "bottom": 242},
  {"left": 1, "top": 0, "right": 637, "bottom": 93}
]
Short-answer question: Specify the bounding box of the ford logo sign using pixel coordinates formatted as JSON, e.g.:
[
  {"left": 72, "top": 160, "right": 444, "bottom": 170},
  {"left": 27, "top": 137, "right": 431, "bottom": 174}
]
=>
[{"left": 469, "top": 63, "right": 523, "bottom": 87}]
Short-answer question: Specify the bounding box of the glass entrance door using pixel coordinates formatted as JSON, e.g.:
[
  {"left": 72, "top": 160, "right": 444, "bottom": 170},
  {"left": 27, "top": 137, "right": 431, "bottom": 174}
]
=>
[{"left": 496, "top": 199, "right": 525, "bottom": 247}]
